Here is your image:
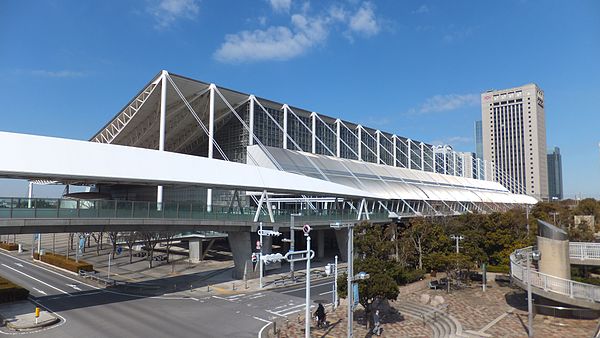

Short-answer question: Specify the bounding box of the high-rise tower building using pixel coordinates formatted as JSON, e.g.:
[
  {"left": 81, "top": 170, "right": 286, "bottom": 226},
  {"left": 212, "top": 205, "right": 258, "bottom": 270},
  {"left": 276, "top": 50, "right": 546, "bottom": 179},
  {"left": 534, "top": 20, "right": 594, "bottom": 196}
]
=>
[
  {"left": 547, "top": 146, "right": 563, "bottom": 200},
  {"left": 481, "top": 84, "right": 548, "bottom": 200},
  {"left": 474, "top": 120, "right": 483, "bottom": 159}
]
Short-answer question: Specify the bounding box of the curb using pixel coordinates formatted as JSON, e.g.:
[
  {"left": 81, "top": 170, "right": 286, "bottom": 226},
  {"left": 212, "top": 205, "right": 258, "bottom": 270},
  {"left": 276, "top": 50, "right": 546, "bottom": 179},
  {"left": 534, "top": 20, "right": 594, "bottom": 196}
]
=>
[{"left": 5, "top": 316, "right": 60, "bottom": 331}]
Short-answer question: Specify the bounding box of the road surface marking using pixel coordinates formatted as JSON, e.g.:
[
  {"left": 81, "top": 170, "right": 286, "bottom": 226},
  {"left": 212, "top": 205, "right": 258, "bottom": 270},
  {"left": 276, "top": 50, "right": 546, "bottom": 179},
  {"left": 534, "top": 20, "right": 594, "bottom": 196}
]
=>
[
  {"left": 279, "top": 304, "right": 316, "bottom": 317},
  {"left": 319, "top": 290, "right": 334, "bottom": 295},
  {"left": 32, "top": 287, "right": 47, "bottom": 295},
  {"left": 249, "top": 294, "right": 266, "bottom": 300},
  {"left": 1, "top": 264, "right": 70, "bottom": 295},
  {"left": 279, "top": 281, "right": 333, "bottom": 294},
  {"left": 0, "top": 251, "right": 99, "bottom": 290},
  {"left": 14, "top": 263, "right": 23, "bottom": 268},
  {"left": 66, "top": 284, "right": 82, "bottom": 291},
  {"left": 253, "top": 316, "right": 271, "bottom": 324},
  {"left": 258, "top": 319, "right": 273, "bottom": 338}
]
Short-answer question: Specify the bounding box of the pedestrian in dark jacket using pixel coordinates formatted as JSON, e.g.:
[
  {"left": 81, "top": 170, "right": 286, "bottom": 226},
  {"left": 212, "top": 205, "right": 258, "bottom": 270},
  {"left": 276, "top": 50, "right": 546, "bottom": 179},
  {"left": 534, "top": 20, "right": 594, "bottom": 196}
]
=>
[{"left": 372, "top": 309, "right": 381, "bottom": 336}]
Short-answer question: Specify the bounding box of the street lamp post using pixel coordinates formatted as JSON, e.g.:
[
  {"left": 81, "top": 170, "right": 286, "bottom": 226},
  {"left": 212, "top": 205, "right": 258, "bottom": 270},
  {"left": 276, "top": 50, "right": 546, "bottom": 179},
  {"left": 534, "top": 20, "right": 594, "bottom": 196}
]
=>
[
  {"left": 517, "top": 249, "right": 541, "bottom": 338},
  {"left": 304, "top": 231, "right": 311, "bottom": 338},
  {"left": 450, "top": 235, "right": 464, "bottom": 253}
]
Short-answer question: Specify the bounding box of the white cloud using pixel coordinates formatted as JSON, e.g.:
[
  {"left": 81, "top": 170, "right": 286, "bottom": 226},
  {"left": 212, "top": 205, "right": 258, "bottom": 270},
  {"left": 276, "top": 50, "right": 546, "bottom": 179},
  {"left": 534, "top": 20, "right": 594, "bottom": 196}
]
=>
[
  {"left": 29, "top": 70, "right": 86, "bottom": 78},
  {"left": 267, "top": 0, "right": 292, "bottom": 13},
  {"left": 410, "top": 93, "right": 479, "bottom": 115},
  {"left": 148, "top": 0, "right": 199, "bottom": 29},
  {"left": 413, "top": 5, "right": 429, "bottom": 14},
  {"left": 214, "top": 14, "right": 328, "bottom": 63},
  {"left": 214, "top": 1, "right": 381, "bottom": 63},
  {"left": 349, "top": 2, "right": 379, "bottom": 36}
]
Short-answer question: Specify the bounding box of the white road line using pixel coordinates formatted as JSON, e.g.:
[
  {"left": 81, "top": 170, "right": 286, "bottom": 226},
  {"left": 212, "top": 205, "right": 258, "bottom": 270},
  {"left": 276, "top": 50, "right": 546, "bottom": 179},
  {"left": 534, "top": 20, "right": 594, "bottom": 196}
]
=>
[
  {"left": 279, "top": 281, "right": 333, "bottom": 294},
  {"left": 271, "top": 303, "right": 306, "bottom": 313},
  {"left": 319, "top": 290, "right": 334, "bottom": 295},
  {"left": 0, "top": 251, "right": 99, "bottom": 290},
  {"left": 257, "top": 320, "right": 272, "bottom": 338},
  {"left": 14, "top": 263, "right": 23, "bottom": 268},
  {"left": 279, "top": 304, "right": 316, "bottom": 317},
  {"left": 249, "top": 294, "right": 266, "bottom": 300},
  {"left": 253, "top": 316, "right": 271, "bottom": 324},
  {"left": 265, "top": 310, "right": 287, "bottom": 318},
  {"left": 66, "top": 284, "right": 82, "bottom": 291},
  {"left": 32, "top": 287, "right": 47, "bottom": 295},
  {"left": 1, "top": 264, "right": 70, "bottom": 295}
]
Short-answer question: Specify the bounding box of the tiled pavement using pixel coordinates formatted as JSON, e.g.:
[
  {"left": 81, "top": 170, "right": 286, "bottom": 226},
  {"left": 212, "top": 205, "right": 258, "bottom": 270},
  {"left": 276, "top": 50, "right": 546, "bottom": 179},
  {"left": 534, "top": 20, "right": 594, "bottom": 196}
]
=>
[{"left": 278, "top": 281, "right": 600, "bottom": 337}]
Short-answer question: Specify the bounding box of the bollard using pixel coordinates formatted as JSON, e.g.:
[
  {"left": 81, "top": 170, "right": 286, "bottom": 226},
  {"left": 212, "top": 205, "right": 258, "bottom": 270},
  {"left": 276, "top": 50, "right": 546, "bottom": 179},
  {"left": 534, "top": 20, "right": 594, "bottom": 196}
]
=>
[
  {"left": 232, "top": 283, "right": 236, "bottom": 291},
  {"left": 207, "top": 285, "right": 211, "bottom": 292},
  {"left": 245, "top": 279, "right": 248, "bottom": 289},
  {"left": 190, "top": 284, "right": 194, "bottom": 292},
  {"left": 35, "top": 307, "right": 40, "bottom": 325}
]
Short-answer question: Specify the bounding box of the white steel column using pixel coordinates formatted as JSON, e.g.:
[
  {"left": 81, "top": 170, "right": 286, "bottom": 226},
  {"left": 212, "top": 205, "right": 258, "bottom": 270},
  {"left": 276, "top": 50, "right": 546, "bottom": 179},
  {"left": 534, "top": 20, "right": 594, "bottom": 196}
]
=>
[
  {"left": 249, "top": 95, "right": 255, "bottom": 146},
  {"left": 453, "top": 151, "right": 457, "bottom": 176},
  {"left": 207, "top": 84, "right": 215, "bottom": 212},
  {"left": 420, "top": 142, "right": 425, "bottom": 171},
  {"left": 283, "top": 104, "right": 288, "bottom": 149},
  {"left": 392, "top": 135, "right": 397, "bottom": 167},
  {"left": 376, "top": 131, "right": 381, "bottom": 164},
  {"left": 311, "top": 112, "right": 316, "bottom": 154},
  {"left": 357, "top": 126, "right": 362, "bottom": 161},
  {"left": 157, "top": 70, "right": 168, "bottom": 207},
  {"left": 335, "top": 119, "right": 341, "bottom": 158},
  {"left": 407, "top": 139, "right": 412, "bottom": 169}
]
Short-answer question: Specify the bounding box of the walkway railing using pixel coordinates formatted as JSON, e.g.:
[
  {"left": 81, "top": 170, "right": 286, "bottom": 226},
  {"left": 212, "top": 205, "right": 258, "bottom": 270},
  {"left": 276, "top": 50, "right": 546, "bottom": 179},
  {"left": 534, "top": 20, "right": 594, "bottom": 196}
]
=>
[
  {"left": 510, "top": 246, "right": 600, "bottom": 304},
  {"left": 0, "top": 197, "right": 394, "bottom": 223},
  {"left": 569, "top": 242, "right": 600, "bottom": 261}
]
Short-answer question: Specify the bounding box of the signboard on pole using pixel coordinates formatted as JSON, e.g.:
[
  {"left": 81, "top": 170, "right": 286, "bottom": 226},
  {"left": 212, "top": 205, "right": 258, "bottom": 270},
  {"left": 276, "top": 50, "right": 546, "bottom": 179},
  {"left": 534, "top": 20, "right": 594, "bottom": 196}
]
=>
[
  {"left": 116, "top": 246, "right": 123, "bottom": 255},
  {"left": 352, "top": 283, "right": 359, "bottom": 307}
]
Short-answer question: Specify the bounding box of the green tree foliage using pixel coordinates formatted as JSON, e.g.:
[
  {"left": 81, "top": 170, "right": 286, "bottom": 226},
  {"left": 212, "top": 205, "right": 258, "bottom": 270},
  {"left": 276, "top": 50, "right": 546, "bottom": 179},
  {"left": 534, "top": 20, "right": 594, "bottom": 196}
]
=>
[{"left": 337, "top": 222, "right": 401, "bottom": 321}]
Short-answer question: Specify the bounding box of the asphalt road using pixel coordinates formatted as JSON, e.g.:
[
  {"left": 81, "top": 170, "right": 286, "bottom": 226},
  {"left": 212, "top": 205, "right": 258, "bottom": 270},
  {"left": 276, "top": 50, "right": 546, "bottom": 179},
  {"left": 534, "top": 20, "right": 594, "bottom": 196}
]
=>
[{"left": 0, "top": 251, "right": 336, "bottom": 338}]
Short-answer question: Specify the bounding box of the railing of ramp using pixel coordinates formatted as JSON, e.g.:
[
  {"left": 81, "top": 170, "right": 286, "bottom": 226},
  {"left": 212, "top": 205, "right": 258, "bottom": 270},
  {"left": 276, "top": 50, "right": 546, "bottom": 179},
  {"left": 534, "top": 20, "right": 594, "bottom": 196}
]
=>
[
  {"left": 570, "top": 242, "right": 600, "bottom": 261},
  {"left": 0, "top": 197, "right": 394, "bottom": 223},
  {"left": 510, "top": 246, "right": 600, "bottom": 303}
]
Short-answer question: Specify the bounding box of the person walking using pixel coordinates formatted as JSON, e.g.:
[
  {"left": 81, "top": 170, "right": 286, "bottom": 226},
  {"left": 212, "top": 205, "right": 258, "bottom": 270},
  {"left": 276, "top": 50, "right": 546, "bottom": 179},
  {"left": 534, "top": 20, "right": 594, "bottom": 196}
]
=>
[{"left": 372, "top": 309, "right": 381, "bottom": 336}]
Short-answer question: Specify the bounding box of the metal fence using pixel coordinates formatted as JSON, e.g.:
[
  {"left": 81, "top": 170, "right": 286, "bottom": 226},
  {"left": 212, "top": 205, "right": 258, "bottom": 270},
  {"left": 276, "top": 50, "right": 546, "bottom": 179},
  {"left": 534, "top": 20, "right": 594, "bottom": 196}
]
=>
[
  {"left": 569, "top": 242, "right": 600, "bottom": 261},
  {"left": 510, "top": 246, "right": 600, "bottom": 303}
]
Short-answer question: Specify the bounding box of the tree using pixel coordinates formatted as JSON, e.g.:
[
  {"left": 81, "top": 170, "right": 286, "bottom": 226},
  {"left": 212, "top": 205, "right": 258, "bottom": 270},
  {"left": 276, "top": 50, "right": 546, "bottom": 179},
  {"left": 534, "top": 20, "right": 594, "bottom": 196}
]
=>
[
  {"left": 141, "top": 232, "right": 159, "bottom": 268},
  {"left": 337, "top": 222, "right": 400, "bottom": 327},
  {"left": 108, "top": 232, "right": 119, "bottom": 259},
  {"left": 162, "top": 232, "right": 175, "bottom": 263},
  {"left": 124, "top": 231, "right": 139, "bottom": 264},
  {"left": 425, "top": 252, "right": 473, "bottom": 292}
]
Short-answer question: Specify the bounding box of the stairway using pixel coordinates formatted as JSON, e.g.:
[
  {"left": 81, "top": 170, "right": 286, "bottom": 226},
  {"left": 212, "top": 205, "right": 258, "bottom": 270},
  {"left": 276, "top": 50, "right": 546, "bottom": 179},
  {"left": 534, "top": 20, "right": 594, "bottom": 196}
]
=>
[{"left": 396, "top": 300, "right": 462, "bottom": 338}]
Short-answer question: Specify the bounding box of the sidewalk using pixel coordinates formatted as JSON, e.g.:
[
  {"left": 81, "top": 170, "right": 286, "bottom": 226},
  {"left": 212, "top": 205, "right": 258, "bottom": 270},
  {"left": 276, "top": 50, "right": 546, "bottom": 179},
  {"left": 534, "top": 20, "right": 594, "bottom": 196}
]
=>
[{"left": 0, "top": 300, "right": 59, "bottom": 331}]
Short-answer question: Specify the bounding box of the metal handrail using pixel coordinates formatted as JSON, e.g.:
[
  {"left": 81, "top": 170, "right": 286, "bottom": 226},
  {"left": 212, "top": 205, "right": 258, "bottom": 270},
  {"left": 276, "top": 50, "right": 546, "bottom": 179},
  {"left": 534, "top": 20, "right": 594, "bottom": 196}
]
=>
[
  {"left": 510, "top": 247, "right": 600, "bottom": 303},
  {"left": 0, "top": 197, "right": 396, "bottom": 222},
  {"left": 569, "top": 242, "right": 600, "bottom": 261}
]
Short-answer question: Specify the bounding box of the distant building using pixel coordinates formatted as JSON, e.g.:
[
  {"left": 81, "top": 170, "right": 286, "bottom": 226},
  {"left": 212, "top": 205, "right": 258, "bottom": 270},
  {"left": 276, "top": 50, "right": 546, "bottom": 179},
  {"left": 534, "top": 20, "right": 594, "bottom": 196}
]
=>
[
  {"left": 481, "top": 84, "right": 548, "bottom": 200},
  {"left": 458, "top": 152, "right": 478, "bottom": 179},
  {"left": 474, "top": 120, "right": 483, "bottom": 159},
  {"left": 548, "top": 146, "right": 563, "bottom": 200}
]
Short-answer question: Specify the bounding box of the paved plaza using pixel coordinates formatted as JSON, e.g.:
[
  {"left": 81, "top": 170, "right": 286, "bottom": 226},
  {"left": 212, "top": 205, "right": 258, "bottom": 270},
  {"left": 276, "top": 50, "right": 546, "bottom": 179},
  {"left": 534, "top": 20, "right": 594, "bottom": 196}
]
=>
[{"left": 278, "top": 279, "right": 599, "bottom": 337}]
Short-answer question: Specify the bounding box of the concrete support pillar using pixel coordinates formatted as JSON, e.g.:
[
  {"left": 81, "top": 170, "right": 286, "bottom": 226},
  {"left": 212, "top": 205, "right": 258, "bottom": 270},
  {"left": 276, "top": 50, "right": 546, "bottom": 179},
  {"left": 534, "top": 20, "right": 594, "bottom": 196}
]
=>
[
  {"left": 228, "top": 232, "right": 252, "bottom": 279},
  {"left": 334, "top": 230, "right": 348, "bottom": 262},
  {"left": 189, "top": 238, "right": 201, "bottom": 263},
  {"left": 317, "top": 230, "right": 325, "bottom": 259}
]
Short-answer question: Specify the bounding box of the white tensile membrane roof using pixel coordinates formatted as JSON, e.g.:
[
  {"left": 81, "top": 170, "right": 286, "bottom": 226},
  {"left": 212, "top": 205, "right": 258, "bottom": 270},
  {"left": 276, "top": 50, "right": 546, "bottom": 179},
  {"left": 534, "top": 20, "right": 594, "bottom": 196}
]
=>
[
  {"left": 247, "top": 145, "right": 538, "bottom": 205},
  {"left": 0, "top": 131, "right": 381, "bottom": 200}
]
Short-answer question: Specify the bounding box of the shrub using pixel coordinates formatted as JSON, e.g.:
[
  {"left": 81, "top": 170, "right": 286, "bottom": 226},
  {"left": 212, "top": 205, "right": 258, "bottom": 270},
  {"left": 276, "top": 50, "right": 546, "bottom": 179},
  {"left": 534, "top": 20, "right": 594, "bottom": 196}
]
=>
[
  {"left": 0, "top": 242, "right": 18, "bottom": 251},
  {"left": 486, "top": 265, "right": 510, "bottom": 274},
  {"left": 34, "top": 252, "right": 93, "bottom": 273},
  {"left": 0, "top": 277, "right": 29, "bottom": 303}
]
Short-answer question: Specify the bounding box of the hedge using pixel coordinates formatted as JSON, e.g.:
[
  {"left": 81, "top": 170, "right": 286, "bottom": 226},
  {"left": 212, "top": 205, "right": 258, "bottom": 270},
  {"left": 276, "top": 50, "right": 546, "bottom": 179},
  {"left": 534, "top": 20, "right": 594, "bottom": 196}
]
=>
[
  {"left": 486, "top": 265, "right": 510, "bottom": 274},
  {"left": 0, "top": 242, "right": 18, "bottom": 251},
  {"left": 0, "top": 276, "right": 29, "bottom": 304},
  {"left": 34, "top": 252, "right": 93, "bottom": 273}
]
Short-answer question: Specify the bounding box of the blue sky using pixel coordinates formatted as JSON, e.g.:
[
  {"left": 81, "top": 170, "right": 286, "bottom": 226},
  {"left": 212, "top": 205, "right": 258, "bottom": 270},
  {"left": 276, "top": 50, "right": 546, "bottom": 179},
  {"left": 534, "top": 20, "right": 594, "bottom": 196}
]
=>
[{"left": 0, "top": 0, "right": 599, "bottom": 198}]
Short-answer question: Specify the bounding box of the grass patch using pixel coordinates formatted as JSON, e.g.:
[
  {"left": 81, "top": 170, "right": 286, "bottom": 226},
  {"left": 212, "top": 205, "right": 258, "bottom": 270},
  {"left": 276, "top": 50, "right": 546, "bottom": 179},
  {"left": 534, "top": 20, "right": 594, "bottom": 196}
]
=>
[
  {"left": 34, "top": 252, "right": 93, "bottom": 273},
  {"left": 0, "top": 276, "right": 29, "bottom": 303},
  {"left": 486, "top": 265, "right": 510, "bottom": 274}
]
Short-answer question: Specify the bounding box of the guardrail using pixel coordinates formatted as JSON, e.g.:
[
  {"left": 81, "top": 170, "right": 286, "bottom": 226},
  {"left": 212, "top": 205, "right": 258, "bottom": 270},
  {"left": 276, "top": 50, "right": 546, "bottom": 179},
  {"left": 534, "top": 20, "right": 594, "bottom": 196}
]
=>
[
  {"left": 510, "top": 246, "right": 600, "bottom": 303},
  {"left": 0, "top": 197, "right": 395, "bottom": 223},
  {"left": 569, "top": 242, "right": 600, "bottom": 261}
]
